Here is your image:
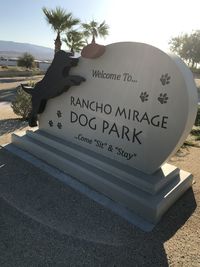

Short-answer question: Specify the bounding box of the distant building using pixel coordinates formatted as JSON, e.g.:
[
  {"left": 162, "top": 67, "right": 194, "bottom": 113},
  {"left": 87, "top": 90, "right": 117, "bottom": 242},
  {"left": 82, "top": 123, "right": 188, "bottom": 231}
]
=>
[
  {"left": 0, "top": 57, "right": 18, "bottom": 66},
  {"left": 34, "top": 60, "right": 51, "bottom": 71},
  {"left": 0, "top": 57, "right": 51, "bottom": 71}
]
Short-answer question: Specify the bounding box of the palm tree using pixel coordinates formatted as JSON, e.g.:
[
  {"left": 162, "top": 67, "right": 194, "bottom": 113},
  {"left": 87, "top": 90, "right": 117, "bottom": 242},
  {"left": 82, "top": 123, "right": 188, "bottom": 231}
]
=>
[
  {"left": 43, "top": 6, "right": 80, "bottom": 53},
  {"left": 82, "top": 20, "right": 109, "bottom": 44},
  {"left": 62, "top": 30, "right": 86, "bottom": 55}
]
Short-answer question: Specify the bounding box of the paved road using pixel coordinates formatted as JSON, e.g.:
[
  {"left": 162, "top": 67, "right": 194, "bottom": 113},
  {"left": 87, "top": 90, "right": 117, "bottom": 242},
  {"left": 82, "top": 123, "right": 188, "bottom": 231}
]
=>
[{"left": 0, "top": 76, "right": 43, "bottom": 103}]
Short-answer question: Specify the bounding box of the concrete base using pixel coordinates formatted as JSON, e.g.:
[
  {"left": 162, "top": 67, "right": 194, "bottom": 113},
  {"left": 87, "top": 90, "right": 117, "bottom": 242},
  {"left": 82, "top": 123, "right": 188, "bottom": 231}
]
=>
[{"left": 11, "top": 130, "right": 193, "bottom": 224}]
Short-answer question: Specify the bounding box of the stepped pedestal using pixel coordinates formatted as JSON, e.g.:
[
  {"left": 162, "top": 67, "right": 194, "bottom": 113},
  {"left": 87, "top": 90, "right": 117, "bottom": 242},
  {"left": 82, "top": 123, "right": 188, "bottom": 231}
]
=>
[{"left": 12, "top": 130, "right": 193, "bottom": 224}]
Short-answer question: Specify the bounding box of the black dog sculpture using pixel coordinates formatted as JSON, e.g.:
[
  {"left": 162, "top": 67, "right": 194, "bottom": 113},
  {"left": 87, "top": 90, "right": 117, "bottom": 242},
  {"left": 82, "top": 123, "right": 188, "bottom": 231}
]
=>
[{"left": 21, "top": 50, "right": 85, "bottom": 127}]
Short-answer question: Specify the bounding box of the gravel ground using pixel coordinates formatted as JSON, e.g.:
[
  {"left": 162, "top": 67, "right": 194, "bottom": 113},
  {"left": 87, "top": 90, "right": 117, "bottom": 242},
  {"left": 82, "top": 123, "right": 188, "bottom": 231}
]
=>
[{"left": 0, "top": 77, "right": 200, "bottom": 266}]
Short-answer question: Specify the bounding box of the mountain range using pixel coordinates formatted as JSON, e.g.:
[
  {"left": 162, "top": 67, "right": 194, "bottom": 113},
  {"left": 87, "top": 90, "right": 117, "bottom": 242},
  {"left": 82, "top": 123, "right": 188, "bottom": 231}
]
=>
[{"left": 0, "top": 40, "right": 54, "bottom": 60}]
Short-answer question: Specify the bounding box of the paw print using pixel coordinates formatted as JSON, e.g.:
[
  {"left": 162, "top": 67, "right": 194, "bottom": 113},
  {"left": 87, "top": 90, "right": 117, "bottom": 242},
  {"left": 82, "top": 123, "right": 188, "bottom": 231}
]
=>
[
  {"left": 57, "top": 110, "right": 62, "bottom": 118},
  {"left": 48, "top": 120, "right": 54, "bottom": 127},
  {"left": 158, "top": 93, "right": 168, "bottom": 104},
  {"left": 57, "top": 122, "right": 62, "bottom": 129},
  {"left": 160, "top": 73, "right": 171, "bottom": 86},
  {"left": 140, "top": 92, "right": 149, "bottom": 102}
]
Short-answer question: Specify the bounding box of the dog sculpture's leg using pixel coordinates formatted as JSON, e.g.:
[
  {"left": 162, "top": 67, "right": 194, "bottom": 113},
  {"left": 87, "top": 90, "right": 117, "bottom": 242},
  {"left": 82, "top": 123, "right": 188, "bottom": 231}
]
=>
[
  {"left": 68, "top": 75, "right": 86, "bottom": 86},
  {"left": 38, "top": 99, "right": 47, "bottom": 114},
  {"left": 29, "top": 115, "right": 38, "bottom": 127},
  {"left": 28, "top": 97, "right": 42, "bottom": 127}
]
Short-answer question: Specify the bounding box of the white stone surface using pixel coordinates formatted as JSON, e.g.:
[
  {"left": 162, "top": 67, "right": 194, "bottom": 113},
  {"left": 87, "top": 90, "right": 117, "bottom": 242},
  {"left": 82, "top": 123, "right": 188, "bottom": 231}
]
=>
[{"left": 39, "top": 42, "right": 198, "bottom": 174}]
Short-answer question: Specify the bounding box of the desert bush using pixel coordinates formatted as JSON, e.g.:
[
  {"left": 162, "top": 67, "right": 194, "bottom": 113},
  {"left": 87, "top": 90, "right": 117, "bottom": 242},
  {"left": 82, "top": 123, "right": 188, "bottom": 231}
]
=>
[
  {"left": 17, "top": 53, "right": 35, "bottom": 69},
  {"left": 195, "top": 106, "right": 200, "bottom": 126},
  {"left": 191, "top": 127, "right": 200, "bottom": 136},
  {"left": 11, "top": 83, "right": 34, "bottom": 120},
  {"left": 1, "top": 65, "right": 8, "bottom": 69}
]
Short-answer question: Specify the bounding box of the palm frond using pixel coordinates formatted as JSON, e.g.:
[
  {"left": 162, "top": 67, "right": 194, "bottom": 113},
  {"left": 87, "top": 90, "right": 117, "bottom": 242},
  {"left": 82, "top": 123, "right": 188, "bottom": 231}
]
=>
[
  {"left": 81, "top": 19, "right": 109, "bottom": 43},
  {"left": 62, "top": 30, "right": 86, "bottom": 53},
  {"left": 43, "top": 6, "right": 79, "bottom": 33}
]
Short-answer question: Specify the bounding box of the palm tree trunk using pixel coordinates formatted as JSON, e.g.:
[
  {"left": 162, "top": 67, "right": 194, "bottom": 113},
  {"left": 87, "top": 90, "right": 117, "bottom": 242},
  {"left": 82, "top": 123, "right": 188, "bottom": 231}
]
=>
[
  {"left": 92, "top": 34, "right": 96, "bottom": 44},
  {"left": 54, "top": 32, "right": 62, "bottom": 53},
  {"left": 70, "top": 47, "right": 75, "bottom": 56}
]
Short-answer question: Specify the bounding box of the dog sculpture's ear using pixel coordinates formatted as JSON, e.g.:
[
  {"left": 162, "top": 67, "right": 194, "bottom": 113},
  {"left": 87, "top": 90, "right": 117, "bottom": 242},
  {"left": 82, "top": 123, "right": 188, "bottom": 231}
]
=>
[
  {"left": 62, "top": 57, "right": 79, "bottom": 77},
  {"left": 70, "top": 57, "right": 79, "bottom": 67}
]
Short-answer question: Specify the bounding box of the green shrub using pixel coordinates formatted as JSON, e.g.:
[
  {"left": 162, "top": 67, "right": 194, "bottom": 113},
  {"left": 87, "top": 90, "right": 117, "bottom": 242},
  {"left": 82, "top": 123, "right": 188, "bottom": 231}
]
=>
[
  {"left": 195, "top": 136, "right": 200, "bottom": 141},
  {"left": 17, "top": 53, "right": 35, "bottom": 69},
  {"left": 195, "top": 106, "right": 200, "bottom": 126},
  {"left": 183, "top": 140, "right": 196, "bottom": 147},
  {"left": 190, "top": 128, "right": 200, "bottom": 136},
  {"left": 11, "top": 84, "right": 33, "bottom": 120}
]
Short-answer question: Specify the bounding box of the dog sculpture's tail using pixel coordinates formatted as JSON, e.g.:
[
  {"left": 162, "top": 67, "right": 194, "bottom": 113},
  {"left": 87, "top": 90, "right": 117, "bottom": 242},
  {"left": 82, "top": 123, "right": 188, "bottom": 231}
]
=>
[{"left": 21, "top": 84, "right": 34, "bottom": 95}]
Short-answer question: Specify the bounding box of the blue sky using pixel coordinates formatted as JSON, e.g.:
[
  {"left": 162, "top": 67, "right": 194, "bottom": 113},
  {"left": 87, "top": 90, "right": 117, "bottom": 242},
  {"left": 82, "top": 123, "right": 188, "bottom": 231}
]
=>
[{"left": 1, "top": 0, "right": 200, "bottom": 52}]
